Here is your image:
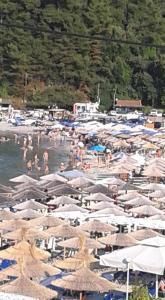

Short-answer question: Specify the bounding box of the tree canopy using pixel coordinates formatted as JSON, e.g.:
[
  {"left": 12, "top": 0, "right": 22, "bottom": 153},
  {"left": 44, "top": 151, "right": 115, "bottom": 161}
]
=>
[{"left": 0, "top": 0, "right": 164, "bottom": 109}]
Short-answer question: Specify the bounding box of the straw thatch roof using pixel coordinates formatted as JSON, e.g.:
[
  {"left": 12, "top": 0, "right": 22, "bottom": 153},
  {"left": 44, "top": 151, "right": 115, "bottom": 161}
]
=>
[
  {"left": 46, "top": 224, "right": 87, "bottom": 238},
  {"left": 54, "top": 247, "right": 97, "bottom": 270},
  {"left": 78, "top": 219, "right": 117, "bottom": 233},
  {"left": 9, "top": 175, "right": 38, "bottom": 184},
  {"left": 13, "top": 200, "right": 47, "bottom": 211},
  {"left": 48, "top": 184, "right": 81, "bottom": 196},
  {"left": 3, "top": 227, "right": 49, "bottom": 241},
  {"left": 90, "top": 207, "right": 127, "bottom": 217},
  {"left": 125, "top": 196, "right": 153, "bottom": 206},
  {"left": 100, "top": 177, "right": 125, "bottom": 186},
  {"left": 14, "top": 182, "right": 41, "bottom": 192},
  {"left": 0, "top": 240, "right": 50, "bottom": 261},
  {"left": 0, "top": 275, "right": 57, "bottom": 300},
  {"left": 40, "top": 173, "right": 67, "bottom": 182},
  {"left": 141, "top": 183, "right": 165, "bottom": 191},
  {"left": 149, "top": 214, "right": 165, "bottom": 221},
  {"left": 0, "top": 194, "right": 16, "bottom": 208},
  {"left": 108, "top": 165, "right": 130, "bottom": 175},
  {"left": 68, "top": 177, "right": 94, "bottom": 188},
  {"left": 2, "top": 259, "right": 60, "bottom": 278},
  {"left": 54, "top": 204, "right": 88, "bottom": 213},
  {"left": 85, "top": 193, "right": 114, "bottom": 202},
  {"left": 14, "top": 209, "right": 43, "bottom": 219},
  {"left": 89, "top": 201, "right": 122, "bottom": 211},
  {"left": 58, "top": 237, "right": 104, "bottom": 249},
  {"left": 0, "top": 184, "right": 14, "bottom": 194},
  {"left": 99, "top": 233, "right": 137, "bottom": 247},
  {"left": 13, "top": 189, "right": 46, "bottom": 201},
  {"left": 142, "top": 167, "right": 165, "bottom": 177},
  {"left": 149, "top": 190, "right": 165, "bottom": 198},
  {"left": 47, "top": 195, "right": 79, "bottom": 205},
  {"left": 120, "top": 183, "right": 140, "bottom": 191},
  {"left": 0, "top": 219, "right": 30, "bottom": 231},
  {"left": 0, "top": 210, "right": 16, "bottom": 220},
  {"left": 53, "top": 266, "right": 123, "bottom": 293},
  {"left": 128, "top": 229, "right": 162, "bottom": 240},
  {"left": 29, "top": 215, "right": 66, "bottom": 227},
  {"left": 40, "top": 180, "right": 64, "bottom": 190},
  {"left": 117, "top": 191, "right": 141, "bottom": 201},
  {"left": 84, "top": 184, "right": 112, "bottom": 195},
  {"left": 129, "top": 205, "right": 164, "bottom": 216}
]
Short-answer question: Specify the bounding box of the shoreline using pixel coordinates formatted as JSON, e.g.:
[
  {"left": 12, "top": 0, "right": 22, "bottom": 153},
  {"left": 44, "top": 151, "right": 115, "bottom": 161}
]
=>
[{"left": 0, "top": 121, "right": 39, "bottom": 135}]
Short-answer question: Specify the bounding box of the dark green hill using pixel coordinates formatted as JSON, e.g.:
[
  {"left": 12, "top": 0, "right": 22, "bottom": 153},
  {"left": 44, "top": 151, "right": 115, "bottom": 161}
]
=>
[{"left": 0, "top": 0, "right": 164, "bottom": 109}]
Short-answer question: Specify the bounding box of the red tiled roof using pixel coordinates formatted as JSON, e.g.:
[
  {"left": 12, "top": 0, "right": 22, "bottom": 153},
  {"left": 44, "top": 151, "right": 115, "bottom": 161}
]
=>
[{"left": 115, "top": 99, "right": 142, "bottom": 108}]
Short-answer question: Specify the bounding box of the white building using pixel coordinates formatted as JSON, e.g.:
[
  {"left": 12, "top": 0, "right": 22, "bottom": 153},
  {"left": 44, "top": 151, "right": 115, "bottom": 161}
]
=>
[{"left": 73, "top": 102, "right": 99, "bottom": 115}]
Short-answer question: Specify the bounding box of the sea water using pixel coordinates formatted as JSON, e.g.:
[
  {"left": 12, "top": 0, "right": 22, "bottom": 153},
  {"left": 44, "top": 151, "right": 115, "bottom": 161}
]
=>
[{"left": 0, "top": 134, "right": 69, "bottom": 184}]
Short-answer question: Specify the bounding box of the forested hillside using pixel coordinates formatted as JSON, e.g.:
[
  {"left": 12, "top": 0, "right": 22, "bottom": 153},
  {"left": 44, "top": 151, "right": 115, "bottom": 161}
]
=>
[{"left": 0, "top": 0, "right": 164, "bottom": 109}]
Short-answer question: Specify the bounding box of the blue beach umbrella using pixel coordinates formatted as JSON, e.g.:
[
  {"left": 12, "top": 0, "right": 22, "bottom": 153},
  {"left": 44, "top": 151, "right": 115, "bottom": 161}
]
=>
[{"left": 89, "top": 145, "right": 106, "bottom": 152}]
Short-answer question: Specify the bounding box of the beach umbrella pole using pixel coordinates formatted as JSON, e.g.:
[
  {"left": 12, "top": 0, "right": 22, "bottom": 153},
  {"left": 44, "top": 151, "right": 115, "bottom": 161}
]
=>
[
  {"left": 126, "top": 261, "right": 130, "bottom": 300},
  {"left": 155, "top": 274, "right": 158, "bottom": 298}
]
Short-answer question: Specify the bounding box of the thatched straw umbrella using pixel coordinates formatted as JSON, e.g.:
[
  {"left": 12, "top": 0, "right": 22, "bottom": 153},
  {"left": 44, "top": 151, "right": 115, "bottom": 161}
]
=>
[
  {"left": 85, "top": 193, "right": 114, "bottom": 202},
  {"left": 149, "top": 214, "right": 165, "bottom": 221},
  {"left": 88, "top": 201, "right": 122, "bottom": 211},
  {"left": 68, "top": 177, "right": 94, "bottom": 188},
  {"left": 0, "top": 275, "right": 57, "bottom": 300},
  {"left": 117, "top": 192, "right": 142, "bottom": 201},
  {"left": 149, "top": 190, "right": 165, "bottom": 198},
  {"left": 90, "top": 207, "right": 127, "bottom": 217},
  {"left": 54, "top": 204, "right": 88, "bottom": 214},
  {"left": 47, "top": 195, "right": 80, "bottom": 205},
  {"left": 52, "top": 266, "right": 127, "bottom": 300},
  {"left": 100, "top": 177, "right": 125, "bottom": 186},
  {"left": 0, "top": 219, "right": 30, "bottom": 231},
  {"left": 54, "top": 247, "right": 98, "bottom": 270},
  {"left": 29, "top": 215, "right": 66, "bottom": 228},
  {"left": 141, "top": 183, "right": 165, "bottom": 191},
  {"left": 9, "top": 175, "right": 38, "bottom": 184},
  {"left": 13, "top": 189, "right": 46, "bottom": 201},
  {"left": 47, "top": 184, "right": 81, "bottom": 196},
  {"left": 46, "top": 224, "right": 87, "bottom": 239},
  {"left": 58, "top": 237, "right": 104, "bottom": 250},
  {"left": 125, "top": 196, "right": 153, "bottom": 206},
  {"left": 3, "top": 227, "right": 50, "bottom": 241},
  {"left": 14, "top": 182, "right": 41, "bottom": 191},
  {"left": 108, "top": 165, "right": 130, "bottom": 175},
  {"left": 78, "top": 219, "right": 117, "bottom": 233},
  {"left": 40, "top": 180, "right": 64, "bottom": 190},
  {"left": 0, "top": 194, "right": 16, "bottom": 208},
  {"left": 2, "top": 259, "right": 60, "bottom": 278},
  {"left": 0, "top": 210, "right": 16, "bottom": 220},
  {"left": 84, "top": 184, "right": 112, "bottom": 195},
  {"left": 128, "top": 229, "right": 162, "bottom": 240},
  {"left": 142, "top": 167, "right": 165, "bottom": 177},
  {"left": 120, "top": 182, "right": 140, "bottom": 191},
  {"left": 129, "top": 205, "right": 164, "bottom": 216},
  {"left": 40, "top": 173, "right": 67, "bottom": 182},
  {"left": 0, "top": 184, "right": 14, "bottom": 194},
  {"left": 0, "top": 240, "right": 50, "bottom": 261},
  {"left": 13, "top": 200, "right": 47, "bottom": 211},
  {"left": 99, "top": 233, "right": 137, "bottom": 247},
  {"left": 14, "top": 209, "right": 43, "bottom": 219}
]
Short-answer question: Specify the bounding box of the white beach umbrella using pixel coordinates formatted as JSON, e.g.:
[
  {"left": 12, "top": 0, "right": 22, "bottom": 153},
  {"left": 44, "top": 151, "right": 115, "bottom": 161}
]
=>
[
  {"left": 9, "top": 175, "right": 38, "bottom": 184},
  {"left": 40, "top": 173, "right": 67, "bottom": 182}
]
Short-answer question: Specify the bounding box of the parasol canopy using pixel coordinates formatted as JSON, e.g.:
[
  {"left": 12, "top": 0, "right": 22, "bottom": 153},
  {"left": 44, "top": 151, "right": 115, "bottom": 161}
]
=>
[
  {"left": 47, "top": 195, "right": 79, "bottom": 205},
  {"left": 0, "top": 210, "right": 16, "bottom": 220},
  {"left": 0, "top": 219, "right": 30, "bottom": 231},
  {"left": 128, "top": 229, "right": 162, "bottom": 240},
  {"left": 46, "top": 224, "right": 87, "bottom": 238},
  {"left": 3, "top": 227, "right": 50, "bottom": 241},
  {"left": 14, "top": 209, "right": 43, "bottom": 219},
  {"left": 29, "top": 215, "right": 66, "bottom": 227},
  {"left": 0, "top": 275, "right": 57, "bottom": 300},
  {"left": 129, "top": 205, "right": 164, "bottom": 216},
  {"left": 58, "top": 237, "right": 104, "bottom": 249},
  {"left": 40, "top": 173, "right": 67, "bottom": 182},
  {"left": 84, "top": 184, "right": 112, "bottom": 195},
  {"left": 9, "top": 175, "right": 38, "bottom": 184},
  {"left": 68, "top": 177, "right": 94, "bottom": 188},
  {"left": 125, "top": 196, "right": 153, "bottom": 206},
  {"left": 85, "top": 193, "right": 114, "bottom": 202},
  {"left": 99, "top": 233, "right": 137, "bottom": 247},
  {"left": 13, "top": 189, "right": 47, "bottom": 201},
  {"left": 78, "top": 219, "right": 117, "bottom": 233},
  {"left": 13, "top": 199, "right": 47, "bottom": 211}
]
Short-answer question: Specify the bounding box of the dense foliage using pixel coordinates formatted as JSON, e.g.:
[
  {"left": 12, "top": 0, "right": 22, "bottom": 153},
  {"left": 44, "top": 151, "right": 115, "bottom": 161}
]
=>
[{"left": 0, "top": 0, "right": 164, "bottom": 109}]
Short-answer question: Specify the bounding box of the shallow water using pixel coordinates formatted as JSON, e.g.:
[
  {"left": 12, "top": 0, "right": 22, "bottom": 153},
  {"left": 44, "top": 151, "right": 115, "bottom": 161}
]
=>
[{"left": 0, "top": 134, "right": 70, "bottom": 184}]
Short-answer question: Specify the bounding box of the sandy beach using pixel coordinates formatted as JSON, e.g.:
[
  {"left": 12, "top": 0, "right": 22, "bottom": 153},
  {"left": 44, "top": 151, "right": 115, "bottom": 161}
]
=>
[{"left": 0, "top": 121, "right": 39, "bottom": 135}]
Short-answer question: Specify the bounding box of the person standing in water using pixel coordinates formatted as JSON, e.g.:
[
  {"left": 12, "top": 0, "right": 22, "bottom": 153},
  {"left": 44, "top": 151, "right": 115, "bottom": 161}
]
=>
[
  {"left": 27, "top": 160, "right": 32, "bottom": 174},
  {"left": 43, "top": 150, "right": 49, "bottom": 163}
]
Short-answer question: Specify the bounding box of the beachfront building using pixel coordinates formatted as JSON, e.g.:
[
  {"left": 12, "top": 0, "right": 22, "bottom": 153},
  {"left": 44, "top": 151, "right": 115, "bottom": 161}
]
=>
[
  {"left": 73, "top": 102, "right": 99, "bottom": 115},
  {"left": 115, "top": 99, "right": 143, "bottom": 114}
]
